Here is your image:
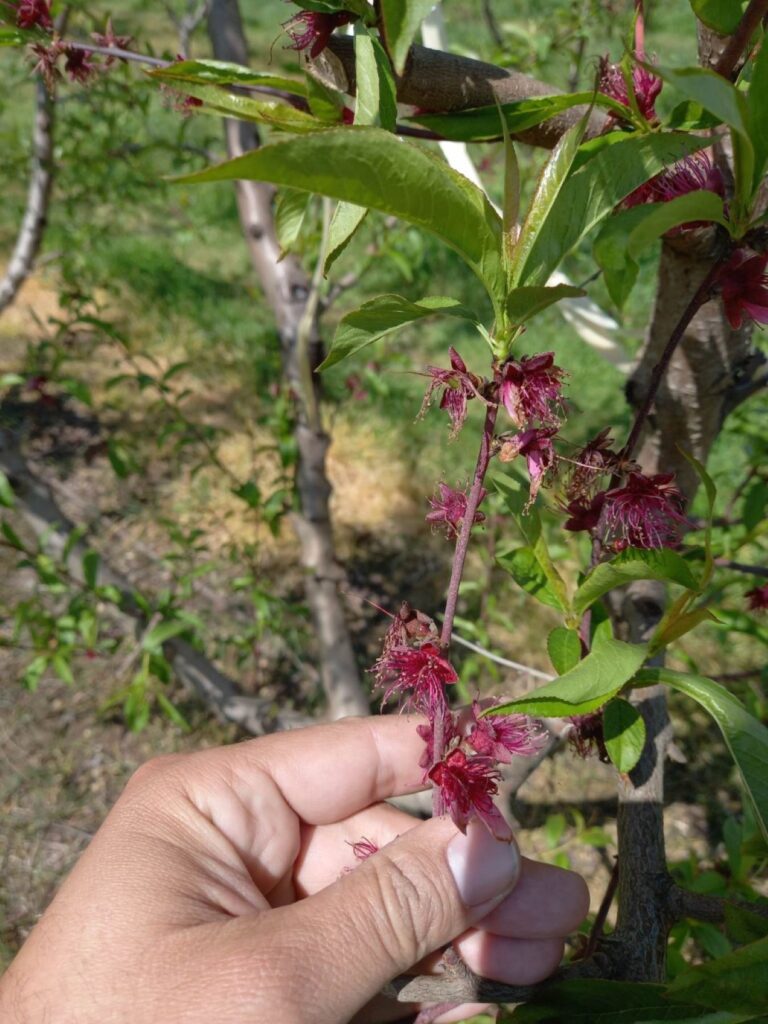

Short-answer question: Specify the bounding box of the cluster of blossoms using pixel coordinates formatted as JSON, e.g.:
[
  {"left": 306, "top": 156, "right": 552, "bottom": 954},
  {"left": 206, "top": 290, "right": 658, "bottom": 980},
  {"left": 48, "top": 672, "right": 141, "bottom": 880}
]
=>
[
  {"left": 3, "top": 2, "right": 132, "bottom": 88},
  {"left": 372, "top": 606, "right": 544, "bottom": 839}
]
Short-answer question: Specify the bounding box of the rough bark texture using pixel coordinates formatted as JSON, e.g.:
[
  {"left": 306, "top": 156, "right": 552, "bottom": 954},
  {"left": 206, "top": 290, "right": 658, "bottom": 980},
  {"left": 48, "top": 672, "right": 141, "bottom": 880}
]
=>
[
  {"left": 315, "top": 36, "right": 607, "bottom": 148},
  {"left": 0, "top": 79, "right": 55, "bottom": 315},
  {"left": 207, "top": 0, "right": 369, "bottom": 720},
  {"left": 0, "top": 429, "right": 308, "bottom": 735}
]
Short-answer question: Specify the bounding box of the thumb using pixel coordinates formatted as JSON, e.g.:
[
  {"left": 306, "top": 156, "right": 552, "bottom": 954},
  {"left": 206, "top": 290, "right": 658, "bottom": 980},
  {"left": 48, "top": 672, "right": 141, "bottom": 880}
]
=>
[{"left": 284, "top": 814, "right": 520, "bottom": 1022}]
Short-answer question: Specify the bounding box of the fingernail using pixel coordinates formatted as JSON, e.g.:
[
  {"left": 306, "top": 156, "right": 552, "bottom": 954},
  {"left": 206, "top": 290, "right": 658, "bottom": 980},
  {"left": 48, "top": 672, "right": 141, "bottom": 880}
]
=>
[{"left": 446, "top": 819, "right": 520, "bottom": 907}]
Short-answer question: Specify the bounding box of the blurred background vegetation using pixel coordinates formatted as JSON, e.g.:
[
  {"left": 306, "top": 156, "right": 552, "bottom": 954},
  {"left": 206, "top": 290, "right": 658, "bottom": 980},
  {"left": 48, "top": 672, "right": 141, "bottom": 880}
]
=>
[{"left": 1, "top": 0, "right": 766, "bottom": 984}]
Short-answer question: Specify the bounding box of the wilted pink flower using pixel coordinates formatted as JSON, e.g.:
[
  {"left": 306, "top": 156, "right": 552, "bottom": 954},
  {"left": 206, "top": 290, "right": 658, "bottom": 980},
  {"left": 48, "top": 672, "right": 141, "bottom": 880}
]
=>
[
  {"left": 569, "top": 712, "right": 609, "bottom": 762},
  {"left": 29, "top": 39, "right": 63, "bottom": 89},
  {"left": 599, "top": 55, "right": 662, "bottom": 123},
  {"left": 421, "top": 347, "right": 482, "bottom": 437},
  {"left": 382, "top": 601, "right": 438, "bottom": 652},
  {"left": 283, "top": 9, "right": 355, "bottom": 58},
  {"left": 15, "top": 0, "right": 52, "bottom": 30},
  {"left": 351, "top": 837, "right": 379, "bottom": 860},
  {"left": 373, "top": 641, "right": 458, "bottom": 714},
  {"left": 563, "top": 492, "right": 606, "bottom": 534},
  {"left": 467, "top": 702, "right": 546, "bottom": 763},
  {"left": 429, "top": 749, "right": 513, "bottom": 841},
  {"left": 717, "top": 250, "right": 768, "bottom": 330},
  {"left": 64, "top": 47, "right": 96, "bottom": 83},
  {"left": 426, "top": 482, "right": 486, "bottom": 540},
  {"left": 746, "top": 584, "right": 768, "bottom": 612},
  {"left": 498, "top": 427, "right": 557, "bottom": 507},
  {"left": 499, "top": 352, "right": 566, "bottom": 428},
  {"left": 600, "top": 471, "right": 688, "bottom": 550},
  {"left": 565, "top": 428, "right": 617, "bottom": 502},
  {"left": 91, "top": 18, "right": 132, "bottom": 66}
]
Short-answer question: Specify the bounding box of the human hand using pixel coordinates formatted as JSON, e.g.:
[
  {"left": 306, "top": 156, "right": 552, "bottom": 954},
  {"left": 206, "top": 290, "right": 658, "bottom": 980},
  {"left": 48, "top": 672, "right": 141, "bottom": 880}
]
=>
[{"left": 0, "top": 715, "right": 589, "bottom": 1024}]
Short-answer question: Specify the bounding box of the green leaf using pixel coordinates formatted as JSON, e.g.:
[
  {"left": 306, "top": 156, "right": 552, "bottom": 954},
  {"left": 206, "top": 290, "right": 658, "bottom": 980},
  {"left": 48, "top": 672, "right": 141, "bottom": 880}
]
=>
[
  {"left": 517, "top": 132, "right": 710, "bottom": 287},
  {"left": 156, "top": 692, "right": 191, "bottom": 732},
  {"left": 506, "top": 979, "right": 718, "bottom": 1023},
  {"left": 275, "top": 188, "right": 311, "bottom": 256},
  {"left": 0, "top": 26, "right": 28, "bottom": 46},
  {"left": 547, "top": 627, "right": 581, "bottom": 674},
  {"left": 379, "top": 0, "right": 437, "bottom": 74},
  {"left": 0, "top": 469, "right": 15, "bottom": 508},
  {"left": 325, "top": 201, "right": 368, "bottom": 274},
  {"left": 353, "top": 27, "right": 397, "bottom": 131},
  {"left": 594, "top": 192, "right": 731, "bottom": 309},
  {"left": 23, "top": 654, "right": 49, "bottom": 692},
  {"left": 724, "top": 904, "right": 768, "bottom": 944},
  {"left": 505, "top": 284, "right": 586, "bottom": 326},
  {"left": 498, "top": 545, "right": 567, "bottom": 612},
  {"left": 651, "top": 65, "right": 754, "bottom": 215},
  {"left": 176, "top": 127, "right": 505, "bottom": 311},
  {"left": 508, "top": 116, "right": 588, "bottom": 288},
  {"left": 666, "top": 937, "right": 768, "bottom": 1016},
  {"left": 1, "top": 521, "right": 25, "bottom": 550},
  {"left": 491, "top": 639, "right": 647, "bottom": 717},
  {"left": 637, "top": 668, "right": 768, "bottom": 843},
  {"left": 408, "top": 92, "right": 629, "bottom": 143},
  {"left": 148, "top": 59, "right": 304, "bottom": 95},
  {"left": 162, "top": 82, "right": 326, "bottom": 133},
  {"left": 747, "top": 28, "right": 768, "bottom": 195},
  {"left": 319, "top": 294, "right": 479, "bottom": 370},
  {"left": 82, "top": 550, "right": 100, "bottom": 589},
  {"left": 233, "top": 481, "right": 261, "bottom": 508},
  {"left": 690, "top": 0, "right": 743, "bottom": 34},
  {"left": 52, "top": 653, "right": 75, "bottom": 686},
  {"left": 573, "top": 547, "right": 699, "bottom": 618},
  {"left": 603, "top": 697, "right": 646, "bottom": 773},
  {"left": 142, "top": 620, "right": 191, "bottom": 654}
]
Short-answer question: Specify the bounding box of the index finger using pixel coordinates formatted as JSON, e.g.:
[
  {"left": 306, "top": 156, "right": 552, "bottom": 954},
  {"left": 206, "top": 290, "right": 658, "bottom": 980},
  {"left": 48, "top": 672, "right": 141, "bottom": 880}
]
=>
[{"left": 204, "top": 714, "right": 429, "bottom": 824}]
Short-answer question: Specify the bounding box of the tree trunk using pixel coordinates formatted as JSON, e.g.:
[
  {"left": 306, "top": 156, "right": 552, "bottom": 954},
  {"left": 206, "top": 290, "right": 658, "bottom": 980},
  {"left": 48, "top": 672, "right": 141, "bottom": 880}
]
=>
[{"left": 206, "top": 0, "right": 369, "bottom": 719}]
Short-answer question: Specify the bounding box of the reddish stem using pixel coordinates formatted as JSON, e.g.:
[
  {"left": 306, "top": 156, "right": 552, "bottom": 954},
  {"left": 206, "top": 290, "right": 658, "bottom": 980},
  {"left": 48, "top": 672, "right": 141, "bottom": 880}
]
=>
[
  {"left": 713, "top": 0, "right": 768, "bottom": 80},
  {"left": 440, "top": 402, "right": 498, "bottom": 649}
]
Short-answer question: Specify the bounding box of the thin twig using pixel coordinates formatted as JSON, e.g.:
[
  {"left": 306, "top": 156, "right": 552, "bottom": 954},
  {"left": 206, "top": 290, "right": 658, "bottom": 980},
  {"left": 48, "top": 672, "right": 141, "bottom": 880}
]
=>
[
  {"left": 448, "top": 631, "right": 554, "bottom": 680},
  {"left": 713, "top": 0, "right": 768, "bottom": 79},
  {"left": 583, "top": 858, "right": 619, "bottom": 957},
  {"left": 715, "top": 559, "right": 768, "bottom": 579}
]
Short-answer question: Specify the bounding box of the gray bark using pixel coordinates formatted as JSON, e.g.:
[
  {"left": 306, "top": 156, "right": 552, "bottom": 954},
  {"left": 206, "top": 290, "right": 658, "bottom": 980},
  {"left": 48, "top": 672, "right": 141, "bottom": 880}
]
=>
[{"left": 207, "top": 0, "right": 369, "bottom": 720}]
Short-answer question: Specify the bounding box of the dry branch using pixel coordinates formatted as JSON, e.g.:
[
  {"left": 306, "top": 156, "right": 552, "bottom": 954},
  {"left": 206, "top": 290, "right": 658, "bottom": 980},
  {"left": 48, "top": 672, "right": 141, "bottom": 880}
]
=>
[
  {"left": 0, "top": 79, "right": 55, "bottom": 315},
  {"left": 207, "top": 0, "right": 369, "bottom": 720}
]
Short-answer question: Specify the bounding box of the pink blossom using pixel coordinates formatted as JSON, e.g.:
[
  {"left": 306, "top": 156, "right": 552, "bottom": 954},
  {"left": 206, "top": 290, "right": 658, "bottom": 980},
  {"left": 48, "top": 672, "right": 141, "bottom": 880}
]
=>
[
  {"left": 599, "top": 56, "right": 662, "bottom": 123},
  {"left": 373, "top": 642, "right": 458, "bottom": 714},
  {"left": 600, "top": 471, "right": 688, "bottom": 550},
  {"left": 63, "top": 47, "right": 96, "bottom": 83},
  {"left": 624, "top": 151, "right": 725, "bottom": 220},
  {"left": 467, "top": 702, "right": 546, "bottom": 763},
  {"left": 283, "top": 10, "right": 355, "bottom": 59},
  {"left": 499, "top": 352, "right": 566, "bottom": 428},
  {"left": 498, "top": 427, "right": 557, "bottom": 506},
  {"left": 421, "top": 347, "right": 482, "bottom": 437},
  {"left": 563, "top": 492, "right": 606, "bottom": 534},
  {"left": 429, "top": 749, "right": 513, "bottom": 841},
  {"left": 30, "top": 40, "right": 63, "bottom": 89},
  {"left": 15, "top": 0, "right": 52, "bottom": 30},
  {"left": 716, "top": 250, "right": 768, "bottom": 330},
  {"left": 91, "top": 18, "right": 132, "bottom": 66},
  {"left": 426, "top": 482, "right": 486, "bottom": 540},
  {"left": 746, "top": 584, "right": 768, "bottom": 612}
]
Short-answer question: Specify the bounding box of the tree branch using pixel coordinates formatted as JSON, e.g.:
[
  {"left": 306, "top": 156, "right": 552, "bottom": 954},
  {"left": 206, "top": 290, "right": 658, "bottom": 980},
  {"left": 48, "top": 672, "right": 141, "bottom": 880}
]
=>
[
  {"left": 0, "top": 78, "right": 55, "bottom": 315},
  {"left": 713, "top": 0, "right": 768, "bottom": 79},
  {"left": 313, "top": 36, "right": 607, "bottom": 149},
  {"left": 669, "top": 887, "right": 768, "bottom": 924}
]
